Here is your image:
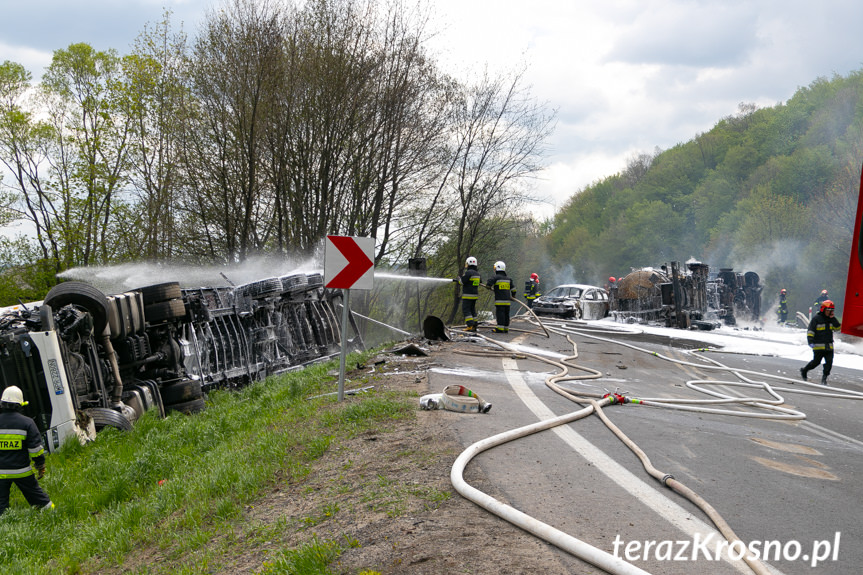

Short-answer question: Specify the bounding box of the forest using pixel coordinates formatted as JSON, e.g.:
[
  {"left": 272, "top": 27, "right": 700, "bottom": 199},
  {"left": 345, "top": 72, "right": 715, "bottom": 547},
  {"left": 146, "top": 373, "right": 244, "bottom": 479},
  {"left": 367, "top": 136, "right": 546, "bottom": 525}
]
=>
[
  {"left": 547, "top": 73, "right": 863, "bottom": 320},
  {"left": 1, "top": 0, "right": 861, "bottom": 331}
]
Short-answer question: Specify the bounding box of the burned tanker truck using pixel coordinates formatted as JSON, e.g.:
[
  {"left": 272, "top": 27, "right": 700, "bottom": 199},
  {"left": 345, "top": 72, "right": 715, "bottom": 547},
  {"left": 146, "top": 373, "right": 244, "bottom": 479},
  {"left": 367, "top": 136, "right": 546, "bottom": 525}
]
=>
[
  {"left": 0, "top": 273, "right": 356, "bottom": 452},
  {"left": 608, "top": 260, "right": 762, "bottom": 330}
]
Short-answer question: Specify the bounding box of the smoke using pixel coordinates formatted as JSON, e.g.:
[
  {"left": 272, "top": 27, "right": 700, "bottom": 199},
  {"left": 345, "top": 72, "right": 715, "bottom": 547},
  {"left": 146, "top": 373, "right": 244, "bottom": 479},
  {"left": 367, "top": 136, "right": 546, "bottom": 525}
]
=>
[
  {"left": 58, "top": 255, "right": 321, "bottom": 296},
  {"left": 728, "top": 239, "right": 804, "bottom": 277}
]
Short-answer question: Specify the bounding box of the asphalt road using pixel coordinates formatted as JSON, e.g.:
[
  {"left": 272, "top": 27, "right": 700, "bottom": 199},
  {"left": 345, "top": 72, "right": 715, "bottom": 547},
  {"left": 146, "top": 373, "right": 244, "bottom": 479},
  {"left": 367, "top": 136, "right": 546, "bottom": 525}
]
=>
[{"left": 430, "top": 317, "right": 862, "bottom": 575}]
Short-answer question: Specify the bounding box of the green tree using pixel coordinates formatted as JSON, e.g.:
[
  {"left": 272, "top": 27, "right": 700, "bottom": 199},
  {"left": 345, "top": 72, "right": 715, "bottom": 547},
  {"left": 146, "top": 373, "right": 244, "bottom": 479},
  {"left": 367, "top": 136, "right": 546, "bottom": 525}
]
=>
[{"left": 41, "top": 42, "right": 133, "bottom": 267}]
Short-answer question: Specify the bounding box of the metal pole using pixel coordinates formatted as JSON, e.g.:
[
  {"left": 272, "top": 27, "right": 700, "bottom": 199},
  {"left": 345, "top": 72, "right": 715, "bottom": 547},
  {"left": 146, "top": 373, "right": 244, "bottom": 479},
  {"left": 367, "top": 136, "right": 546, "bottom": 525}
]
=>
[{"left": 337, "top": 289, "right": 350, "bottom": 401}]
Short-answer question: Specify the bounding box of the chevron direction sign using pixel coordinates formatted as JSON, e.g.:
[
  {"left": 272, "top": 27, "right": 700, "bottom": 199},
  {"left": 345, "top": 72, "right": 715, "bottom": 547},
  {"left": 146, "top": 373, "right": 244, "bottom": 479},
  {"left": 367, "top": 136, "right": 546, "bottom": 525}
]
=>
[{"left": 324, "top": 235, "right": 375, "bottom": 290}]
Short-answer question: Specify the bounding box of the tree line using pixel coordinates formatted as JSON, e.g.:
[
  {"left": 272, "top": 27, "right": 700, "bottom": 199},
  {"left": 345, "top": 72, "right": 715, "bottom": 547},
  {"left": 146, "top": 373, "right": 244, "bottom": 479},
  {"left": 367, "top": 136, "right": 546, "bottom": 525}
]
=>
[
  {"left": 0, "top": 0, "right": 554, "bottom": 310},
  {"left": 545, "top": 70, "right": 863, "bottom": 319}
]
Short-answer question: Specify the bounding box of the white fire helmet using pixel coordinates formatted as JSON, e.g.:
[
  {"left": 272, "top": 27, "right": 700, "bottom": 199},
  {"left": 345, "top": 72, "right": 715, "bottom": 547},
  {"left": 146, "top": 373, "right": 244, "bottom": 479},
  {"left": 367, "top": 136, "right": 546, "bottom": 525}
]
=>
[
  {"left": 494, "top": 261, "right": 506, "bottom": 272},
  {"left": 465, "top": 256, "right": 478, "bottom": 267},
  {"left": 1, "top": 385, "right": 25, "bottom": 405}
]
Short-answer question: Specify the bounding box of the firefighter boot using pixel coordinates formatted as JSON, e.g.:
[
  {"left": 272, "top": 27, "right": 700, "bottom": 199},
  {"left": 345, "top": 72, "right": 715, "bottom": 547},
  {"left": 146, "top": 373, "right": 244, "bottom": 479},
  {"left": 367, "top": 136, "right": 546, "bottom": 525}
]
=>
[
  {"left": 463, "top": 325, "right": 476, "bottom": 332},
  {"left": 821, "top": 373, "right": 828, "bottom": 386},
  {"left": 799, "top": 367, "right": 808, "bottom": 381}
]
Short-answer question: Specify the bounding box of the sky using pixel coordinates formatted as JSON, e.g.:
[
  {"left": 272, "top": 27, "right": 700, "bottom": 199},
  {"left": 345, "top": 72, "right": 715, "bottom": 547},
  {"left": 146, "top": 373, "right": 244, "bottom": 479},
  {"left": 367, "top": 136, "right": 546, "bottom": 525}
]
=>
[{"left": 2, "top": 0, "right": 863, "bottom": 219}]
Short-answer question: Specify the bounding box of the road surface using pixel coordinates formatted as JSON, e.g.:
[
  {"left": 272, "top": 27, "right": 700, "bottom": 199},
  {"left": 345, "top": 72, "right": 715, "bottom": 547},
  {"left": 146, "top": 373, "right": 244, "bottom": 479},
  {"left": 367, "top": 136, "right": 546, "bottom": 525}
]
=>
[{"left": 428, "top": 317, "right": 862, "bottom": 575}]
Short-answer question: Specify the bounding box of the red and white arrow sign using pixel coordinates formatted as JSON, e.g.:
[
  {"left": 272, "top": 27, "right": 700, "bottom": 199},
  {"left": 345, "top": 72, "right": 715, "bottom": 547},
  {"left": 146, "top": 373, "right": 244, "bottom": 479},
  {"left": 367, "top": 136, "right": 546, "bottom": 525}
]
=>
[{"left": 324, "top": 235, "right": 375, "bottom": 290}]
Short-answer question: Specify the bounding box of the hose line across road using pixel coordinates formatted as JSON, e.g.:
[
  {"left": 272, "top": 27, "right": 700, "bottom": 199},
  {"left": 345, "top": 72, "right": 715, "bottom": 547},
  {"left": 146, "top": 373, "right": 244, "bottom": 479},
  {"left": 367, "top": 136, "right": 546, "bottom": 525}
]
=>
[{"left": 438, "top": 317, "right": 863, "bottom": 575}]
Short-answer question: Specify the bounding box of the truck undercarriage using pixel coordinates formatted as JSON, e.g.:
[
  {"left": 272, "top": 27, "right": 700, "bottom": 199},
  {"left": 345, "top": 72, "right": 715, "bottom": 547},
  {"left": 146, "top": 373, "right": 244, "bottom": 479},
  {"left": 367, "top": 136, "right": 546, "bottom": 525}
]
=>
[{"left": 0, "top": 273, "right": 354, "bottom": 452}]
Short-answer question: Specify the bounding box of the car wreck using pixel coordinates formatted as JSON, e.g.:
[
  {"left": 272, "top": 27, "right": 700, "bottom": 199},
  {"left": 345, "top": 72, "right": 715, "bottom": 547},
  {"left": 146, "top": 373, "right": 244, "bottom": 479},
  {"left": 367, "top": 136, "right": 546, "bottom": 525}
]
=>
[
  {"left": 608, "top": 260, "right": 762, "bottom": 329},
  {"left": 531, "top": 284, "right": 610, "bottom": 320}
]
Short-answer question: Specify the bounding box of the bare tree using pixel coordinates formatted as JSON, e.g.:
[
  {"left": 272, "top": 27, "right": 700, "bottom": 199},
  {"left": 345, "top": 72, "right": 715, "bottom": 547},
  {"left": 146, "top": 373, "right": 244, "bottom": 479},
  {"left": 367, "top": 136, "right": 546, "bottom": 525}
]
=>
[
  {"left": 182, "top": 0, "right": 286, "bottom": 262},
  {"left": 119, "top": 10, "right": 191, "bottom": 261},
  {"left": 444, "top": 68, "right": 555, "bottom": 318}
]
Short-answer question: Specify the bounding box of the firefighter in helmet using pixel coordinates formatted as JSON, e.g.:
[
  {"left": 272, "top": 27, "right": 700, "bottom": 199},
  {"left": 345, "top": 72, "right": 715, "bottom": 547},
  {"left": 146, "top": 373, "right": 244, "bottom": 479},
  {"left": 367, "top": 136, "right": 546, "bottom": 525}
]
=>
[
  {"left": 800, "top": 300, "right": 841, "bottom": 385},
  {"left": 0, "top": 386, "right": 53, "bottom": 516},
  {"left": 777, "top": 288, "right": 788, "bottom": 324},
  {"left": 813, "top": 289, "right": 829, "bottom": 308},
  {"left": 523, "top": 273, "right": 541, "bottom": 309},
  {"left": 454, "top": 256, "right": 482, "bottom": 331},
  {"left": 486, "top": 261, "right": 517, "bottom": 333}
]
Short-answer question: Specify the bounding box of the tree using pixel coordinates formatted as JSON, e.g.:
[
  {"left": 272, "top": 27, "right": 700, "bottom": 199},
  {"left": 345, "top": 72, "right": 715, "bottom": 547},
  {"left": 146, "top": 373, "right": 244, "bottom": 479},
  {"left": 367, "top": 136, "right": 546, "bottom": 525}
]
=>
[
  {"left": 441, "top": 67, "right": 555, "bottom": 319},
  {"left": 119, "top": 10, "right": 191, "bottom": 261},
  {"left": 183, "top": 0, "right": 286, "bottom": 262},
  {"left": 40, "top": 43, "right": 133, "bottom": 267}
]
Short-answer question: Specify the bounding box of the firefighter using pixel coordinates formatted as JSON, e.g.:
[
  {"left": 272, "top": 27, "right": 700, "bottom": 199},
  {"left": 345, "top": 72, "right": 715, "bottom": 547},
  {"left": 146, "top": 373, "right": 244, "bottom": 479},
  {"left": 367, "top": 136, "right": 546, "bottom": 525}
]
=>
[
  {"left": 523, "top": 273, "right": 541, "bottom": 308},
  {"left": 777, "top": 288, "right": 788, "bottom": 324},
  {"left": 454, "top": 256, "right": 482, "bottom": 332},
  {"left": 800, "top": 300, "right": 841, "bottom": 385},
  {"left": 813, "top": 289, "right": 829, "bottom": 307},
  {"left": 486, "top": 261, "right": 517, "bottom": 333},
  {"left": 0, "top": 386, "right": 53, "bottom": 516}
]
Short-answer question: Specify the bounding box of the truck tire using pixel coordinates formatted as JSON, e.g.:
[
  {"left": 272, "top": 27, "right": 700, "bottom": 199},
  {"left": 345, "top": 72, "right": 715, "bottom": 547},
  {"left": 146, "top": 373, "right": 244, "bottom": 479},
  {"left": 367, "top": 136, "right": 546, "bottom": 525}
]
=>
[
  {"left": 160, "top": 379, "right": 203, "bottom": 405},
  {"left": 85, "top": 407, "right": 133, "bottom": 432},
  {"left": 144, "top": 299, "right": 187, "bottom": 323},
  {"left": 138, "top": 282, "right": 182, "bottom": 305},
  {"left": 166, "top": 397, "right": 206, "bottom": 415},
  {"left": 242, "top": 278, "right": 283, "bottom": 298},
  {"left": 44, "top": 282, "right": 110, "bottom": 335}
]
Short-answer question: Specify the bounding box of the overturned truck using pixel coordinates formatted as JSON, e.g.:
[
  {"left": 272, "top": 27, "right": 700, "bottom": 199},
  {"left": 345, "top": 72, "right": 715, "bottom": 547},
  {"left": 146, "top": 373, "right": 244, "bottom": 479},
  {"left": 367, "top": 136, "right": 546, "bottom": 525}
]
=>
[
  {"left": 0, "top": 273, "right": 355, "bottom": 452},
  {"left": 609, "top": 261, "right": 762, "bottom": 329}
]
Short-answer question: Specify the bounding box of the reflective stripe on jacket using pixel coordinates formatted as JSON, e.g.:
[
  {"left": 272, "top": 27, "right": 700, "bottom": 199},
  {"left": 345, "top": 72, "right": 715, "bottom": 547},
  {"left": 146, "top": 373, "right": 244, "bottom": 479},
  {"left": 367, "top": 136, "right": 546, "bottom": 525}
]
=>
[
  {"left": 459, "top": 268, "right": 482, "bottom": 299},
  {"left": 0, "top": 411, "right": 45, "bottom": 479},
  {"left": 487, "top": 273, "right": 516, "bottom": 305},
  {"left": 806, "top": 311, "right": 841, "bottom": 350}
]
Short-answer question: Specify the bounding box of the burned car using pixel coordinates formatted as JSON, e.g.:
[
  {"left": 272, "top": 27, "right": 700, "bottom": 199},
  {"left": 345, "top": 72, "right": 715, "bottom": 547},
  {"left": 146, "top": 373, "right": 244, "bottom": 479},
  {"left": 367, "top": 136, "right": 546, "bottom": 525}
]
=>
[{"left": 531, "top": 284, "right": 609, "bottom": 320}]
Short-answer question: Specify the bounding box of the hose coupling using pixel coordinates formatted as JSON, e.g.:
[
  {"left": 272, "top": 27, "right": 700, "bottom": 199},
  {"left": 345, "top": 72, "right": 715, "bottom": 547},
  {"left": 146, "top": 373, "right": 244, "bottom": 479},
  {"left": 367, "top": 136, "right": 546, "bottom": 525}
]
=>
[
  {"left": 603, "top": 392, "right": 628, "bottom": 405},
  {"left": 661, "top": 473, "right": 675, "bottom": 486}
]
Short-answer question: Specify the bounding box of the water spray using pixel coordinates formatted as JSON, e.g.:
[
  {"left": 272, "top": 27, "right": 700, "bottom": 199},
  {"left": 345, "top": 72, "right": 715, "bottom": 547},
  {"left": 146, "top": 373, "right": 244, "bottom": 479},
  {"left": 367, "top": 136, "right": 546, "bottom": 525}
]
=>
[{"left": 375, "top": 271, "right": 453, "bottom": 284}]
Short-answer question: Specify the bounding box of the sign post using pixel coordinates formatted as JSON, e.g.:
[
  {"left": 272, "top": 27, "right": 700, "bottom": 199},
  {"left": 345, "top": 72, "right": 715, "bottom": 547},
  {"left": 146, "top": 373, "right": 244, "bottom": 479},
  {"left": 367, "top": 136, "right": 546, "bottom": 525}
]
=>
[{"left": 324, "top": 235, "right": 375, "bottom": 401}]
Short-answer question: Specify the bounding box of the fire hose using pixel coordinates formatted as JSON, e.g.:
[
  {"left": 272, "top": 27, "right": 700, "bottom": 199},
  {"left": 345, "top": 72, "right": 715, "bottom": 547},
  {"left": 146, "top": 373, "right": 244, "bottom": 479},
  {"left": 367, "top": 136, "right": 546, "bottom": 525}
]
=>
[{"left": 447, "top": 313, "right": 857, "bottom": 574}]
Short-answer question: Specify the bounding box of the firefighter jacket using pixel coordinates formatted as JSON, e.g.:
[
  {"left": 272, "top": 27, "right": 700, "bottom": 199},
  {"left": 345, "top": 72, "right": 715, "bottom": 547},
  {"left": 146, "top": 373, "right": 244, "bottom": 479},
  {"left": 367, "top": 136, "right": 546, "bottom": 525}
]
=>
[
  {"left": 778, "top": 294, "right": 788, "bottom": 313},
  {"left": 524, "top": 279, "right": 541, "bottom": 301},
  {"left": 487, "top": 272, "right": 516, "bottom": 305},
  {"left": 0, "top": 410, "right": 46, "bottom": 479},
  {"left": 806, "top": 311, "right": 841, "bottom": 351},
  {"left": 459, "top": 267, "right": 482, "bottom": 299}
]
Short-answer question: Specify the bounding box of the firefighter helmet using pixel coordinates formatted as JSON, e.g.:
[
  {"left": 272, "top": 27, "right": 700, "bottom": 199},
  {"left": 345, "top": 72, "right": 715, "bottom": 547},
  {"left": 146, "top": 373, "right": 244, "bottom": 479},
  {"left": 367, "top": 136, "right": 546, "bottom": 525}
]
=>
[
  {"left": 494, "top": 261, "right": 506, "bottom": 272},
  {"left": 609, "top": 276, "right": 616, "bottom": 283},
  {"left": 821, "top": 289, "right": 828, "bottom": 295},
  {"left": 465, "top": 256, "right": 477, "bottom": 267},
  {"left": 780, "top": 288, "right": 786, "bottom": 294},
  {"left": 1, "top": 385, "right": 24, "bottom": 406},
  {"left": 530, "top": 273, "right": 538, "bottom": 281},
  {"left": 821, "top": 299, "right": 835, "bottom": 312}
]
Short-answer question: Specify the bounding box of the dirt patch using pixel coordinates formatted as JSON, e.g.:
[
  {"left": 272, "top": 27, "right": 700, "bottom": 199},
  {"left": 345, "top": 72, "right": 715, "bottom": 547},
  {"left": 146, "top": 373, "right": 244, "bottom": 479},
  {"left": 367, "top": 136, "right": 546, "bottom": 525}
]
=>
[{"left": 225, "top": 349, "right": 575, "bottom": 574}]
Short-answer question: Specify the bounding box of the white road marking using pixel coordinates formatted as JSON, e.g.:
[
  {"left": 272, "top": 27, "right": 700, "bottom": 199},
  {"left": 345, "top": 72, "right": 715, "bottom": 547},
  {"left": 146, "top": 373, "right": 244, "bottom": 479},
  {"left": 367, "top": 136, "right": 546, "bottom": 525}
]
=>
[{"left": 501, "top": 353, "right": 782, "bottom": 575}]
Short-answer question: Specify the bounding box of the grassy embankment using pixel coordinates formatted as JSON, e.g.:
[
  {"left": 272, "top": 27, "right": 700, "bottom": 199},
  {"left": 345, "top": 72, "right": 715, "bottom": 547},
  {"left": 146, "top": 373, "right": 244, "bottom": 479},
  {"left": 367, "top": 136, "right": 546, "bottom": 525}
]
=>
[{"left": 0, "top": 350, "right": 436, "bottom": 574}]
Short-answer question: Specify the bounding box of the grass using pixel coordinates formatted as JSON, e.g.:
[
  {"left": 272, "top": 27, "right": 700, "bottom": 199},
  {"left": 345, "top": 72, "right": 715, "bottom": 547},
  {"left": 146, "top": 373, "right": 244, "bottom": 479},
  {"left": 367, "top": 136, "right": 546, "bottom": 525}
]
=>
[{"left": 0, "top": 349, "right": 421, "bottom": 575}]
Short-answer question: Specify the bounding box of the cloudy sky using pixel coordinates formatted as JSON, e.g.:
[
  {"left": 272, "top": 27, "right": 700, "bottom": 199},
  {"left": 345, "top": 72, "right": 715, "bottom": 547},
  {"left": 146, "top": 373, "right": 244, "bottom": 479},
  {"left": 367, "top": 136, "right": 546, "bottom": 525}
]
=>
[{"left": 2, "top": 0, "right": 862, "bottom": 219}]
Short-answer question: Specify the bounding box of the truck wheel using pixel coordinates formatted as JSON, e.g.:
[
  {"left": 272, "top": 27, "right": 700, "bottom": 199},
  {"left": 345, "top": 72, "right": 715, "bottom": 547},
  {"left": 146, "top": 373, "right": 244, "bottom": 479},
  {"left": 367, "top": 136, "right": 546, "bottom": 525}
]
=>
[
  {"left": 166, "top": 397, "right": 206, "bottom": 415},
  {"left": 44, "top": 282, "right": 110, "bottom": 335},
  {"left": 160, "top": 380, "right": 203, "bottom": 405},
  {"left": 85, "top": 407, "right": 133, "bottom": 432},
  {"left": 144, "top": 299, "right": 187, "bottom": 323},
  {"left": 137, "top": 282, "right": 182, "bottom": 305},
  {"left": 242, "top": 278, "right": 283, "bottom": 298}
]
